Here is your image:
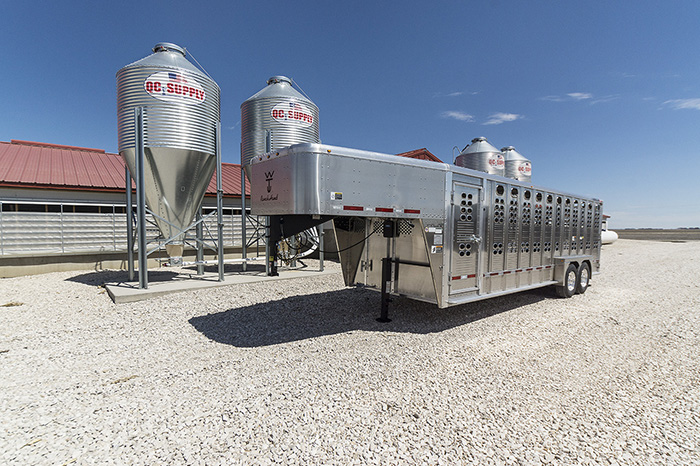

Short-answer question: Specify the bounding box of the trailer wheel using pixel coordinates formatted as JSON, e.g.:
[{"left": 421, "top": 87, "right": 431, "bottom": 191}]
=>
[
  {"left": 555, "top": 263, "right": 578, "bottom": 298},
  {"left": 576, "top": 262, "right": 591, "bottom": 295}
]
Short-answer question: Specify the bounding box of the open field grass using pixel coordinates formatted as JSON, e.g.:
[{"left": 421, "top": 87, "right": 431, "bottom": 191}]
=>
[{"left": 616, "top": 229, "right": 700, "bottom": 242}]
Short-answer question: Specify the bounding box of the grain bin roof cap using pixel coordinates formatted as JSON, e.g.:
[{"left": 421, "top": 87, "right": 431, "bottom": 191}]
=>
[
  {"left": 267, "top": 75, "right": 292, "bottom": 85},
  {"left": 153, "top": 42, "right": 186, "bottom": 56},
  {"left": 243, "top": 75, "right": 308, "bottom": 102},
  {"left": 501, "top": 146, "right": 529, "bottom": 161},
  {"left": 461, "top": 136, "right": 499, "bottom": 154},
  {"left": 119, "top": 42, "right": 203, "bottom": 76}
]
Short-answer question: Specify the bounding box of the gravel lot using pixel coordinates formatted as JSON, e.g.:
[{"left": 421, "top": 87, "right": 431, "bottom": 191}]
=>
[{"left": 1, "top": 239, "right": 699, "bottom": 465}]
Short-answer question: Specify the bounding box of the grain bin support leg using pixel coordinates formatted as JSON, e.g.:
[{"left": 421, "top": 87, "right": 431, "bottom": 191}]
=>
[
  {"left": 196, "top": 209, "right": 204, "bottom": 276},
  {"left": 125, "top": 166, "right": 135, "bottom": 282},
  {"left": 134, "top": 107, "right": 148, "bottom": 289},
  {"left": 241, "top": 166, "right": 247, "bottom": 272},
  {"left": 216, "top": 121, "right": 224, "bottom": 282}
]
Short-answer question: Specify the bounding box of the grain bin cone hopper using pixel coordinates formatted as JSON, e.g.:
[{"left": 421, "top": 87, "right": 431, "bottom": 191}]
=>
[{"left": 117, "top": 43, "right": 221, "bottom": 259}]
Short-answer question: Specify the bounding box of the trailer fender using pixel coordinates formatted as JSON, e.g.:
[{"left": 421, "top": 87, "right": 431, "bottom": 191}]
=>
[{"left": 553, "top": 255, "right": 593, "bottom": 286}]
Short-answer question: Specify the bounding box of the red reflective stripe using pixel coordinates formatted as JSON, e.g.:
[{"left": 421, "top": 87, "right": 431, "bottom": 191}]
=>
[
  {"left": 504, "top": 271, "right": 512, "bottom": 274},
  {"left": 490, "top": 272, "right": 500, "bottom": 276},
  {"left": 343, "top": 205, "right": 364, "bottom": 211},
  {"left": 404, "top": 209, "right": 421, "bottom": 214},
  {"left": 467, "top": 274, "right": 476, "bottom": 278},
  {"left": 375, "top": 207, "right": 394, "bottom": 213},
  {"left": 452, "top": 276, "right": 461, "bottom": 281},
  {"left": 516, "top": 269, "right": 523, "bottom": 273}
]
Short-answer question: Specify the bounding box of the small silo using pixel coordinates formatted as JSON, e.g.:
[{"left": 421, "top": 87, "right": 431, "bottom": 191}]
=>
[
  {"left": 454, "top": 137, "right": 505, "bottom": 176},
  {"left": 117, "top": 43, "right": 220, "bottom": 258},
  {"left": 240, "top": 76, "right": 319, "bottom": 180},
  {"left": 501, "top": 146, "right": 532, "bottom": 182}
]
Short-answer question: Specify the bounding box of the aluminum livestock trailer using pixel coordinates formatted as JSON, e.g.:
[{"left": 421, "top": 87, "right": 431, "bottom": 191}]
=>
[{"left": 250, "top": 143, "right": 602, "bottom": 321}]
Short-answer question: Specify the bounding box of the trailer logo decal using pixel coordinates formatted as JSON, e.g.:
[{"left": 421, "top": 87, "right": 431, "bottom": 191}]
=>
[
  {"left": 265, "top": 171, "right": 274, "bottom": 193},
  {"left": 260, "top": 171, "right": 278, "bottom": 201},
  {"left": 271, "top": 102, "right": 314, "bottom": 127},
  {"left": 144, "top": 71, "right": 206, "bottom": 105}
]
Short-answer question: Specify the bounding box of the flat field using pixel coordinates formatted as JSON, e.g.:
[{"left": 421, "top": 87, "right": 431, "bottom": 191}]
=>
[
  {"left": 1, "top": 240, "right": 699, "bottom": 465},
  {"left": 616, "top": 229, "right": 700, "bottom": 242}
]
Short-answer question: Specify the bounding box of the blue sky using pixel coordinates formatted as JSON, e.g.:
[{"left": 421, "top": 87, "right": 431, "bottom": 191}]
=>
[{"left": 2, "top": 1, "right": 699, "bottom": 228}]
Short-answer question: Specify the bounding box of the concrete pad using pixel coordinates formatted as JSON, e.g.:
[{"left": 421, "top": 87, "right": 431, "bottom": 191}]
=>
[{"left": 105, "top": 267, "right": 339, "bottom": 304}]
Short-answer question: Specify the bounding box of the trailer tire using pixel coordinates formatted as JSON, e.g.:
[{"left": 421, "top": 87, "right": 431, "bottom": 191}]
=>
[
  {"left": 576, "top": 262, "right": 591, "bottom": 295},
  {"left": 555, "top": 263, "right": 578, "bottom": 298}
]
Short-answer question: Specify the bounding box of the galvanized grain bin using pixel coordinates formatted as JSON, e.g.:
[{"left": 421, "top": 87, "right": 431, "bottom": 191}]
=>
[
  {"left": 454, "top": 137, "right": 505, "bottom": 176},
  {"left": 241, "top": 76, "right": 319, "bottom": 180},
  {"left": 501, "top": 146, "right": 532, "bottom": 182},
  {"left": 117, "top": 43, "right": 220, "bottom": 257}
]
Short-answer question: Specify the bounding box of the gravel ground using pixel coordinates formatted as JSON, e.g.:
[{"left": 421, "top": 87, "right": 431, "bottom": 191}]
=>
[{"left": 1, "top": 239, "right": 699, "bottom": 465}]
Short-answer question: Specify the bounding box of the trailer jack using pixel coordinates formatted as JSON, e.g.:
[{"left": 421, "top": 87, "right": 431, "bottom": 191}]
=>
[{"left": 378, "top": 257, "right": 393, "bottom": 323}]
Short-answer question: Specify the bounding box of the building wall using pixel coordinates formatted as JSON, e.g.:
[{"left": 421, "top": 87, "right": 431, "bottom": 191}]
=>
[{"left": 0, "top": 188, "right": 264, "bottom": 277}]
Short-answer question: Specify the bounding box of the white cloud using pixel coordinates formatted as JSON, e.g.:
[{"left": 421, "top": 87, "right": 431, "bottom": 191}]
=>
[
  {"left": 441, "top": 111, "right": 475, "bottom": 122},
  {"left": 541, "top": 95, "right": 566, "bottom": 102},
  {"left": 483, "top": 113, "right": 522, "bottom": 125},
  {"left": 542, "top": 92, "right": 600, "bottom": 102},
  {"left": 434, "top": 90, "right": 479, "bottom": 98},
  {"left": 664, "top": 98, "right": 700, "bottom": 110},
  {"left": 567, "top": 92, "right": 593, "bottom": 100},
  {"left": 591, "top": 95, "right": 619, "bottom": 104}
]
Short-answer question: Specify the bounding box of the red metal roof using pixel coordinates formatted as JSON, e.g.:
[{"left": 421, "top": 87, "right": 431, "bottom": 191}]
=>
[
  {"left": 0, "top": 140, "right": 441, "bottom": 197},
  {"left": 396, "top": 148, "right": 443, "bottom": 163},
  {"left": 0, "top": 140, "right": 248, "bottom": 197}
]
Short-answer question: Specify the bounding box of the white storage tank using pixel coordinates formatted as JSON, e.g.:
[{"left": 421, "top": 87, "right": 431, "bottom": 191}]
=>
[
  {"left": 454, "top": 137, "right": 505, "bottom": 176},
  {"left": 240, "top": 76, "right": 319, "bottom": 180},
  {"left": 117, "top": 43, "right": 220, "bottom": 258},
  {"left": 501, "top": 146, "right": 532, "bottom": 182}
]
